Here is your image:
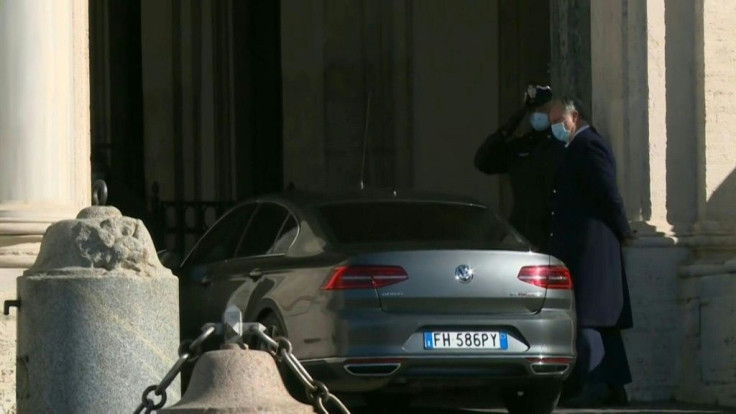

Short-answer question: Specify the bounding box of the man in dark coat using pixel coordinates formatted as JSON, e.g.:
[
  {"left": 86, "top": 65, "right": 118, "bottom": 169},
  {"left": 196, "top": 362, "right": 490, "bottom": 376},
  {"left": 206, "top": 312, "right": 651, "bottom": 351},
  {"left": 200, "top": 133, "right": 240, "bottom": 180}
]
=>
[
  {"left": 474, "top": 85, "right": 565, "bottom": 253},
  {"left": 547, "top": 97, "right": 634, "bottom": 407}
]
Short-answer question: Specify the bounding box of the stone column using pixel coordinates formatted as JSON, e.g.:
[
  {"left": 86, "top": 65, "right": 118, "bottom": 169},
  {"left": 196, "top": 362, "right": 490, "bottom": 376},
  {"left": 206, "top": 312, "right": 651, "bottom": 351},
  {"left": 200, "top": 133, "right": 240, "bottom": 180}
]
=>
[
  {"left": 588, "top": 0, "right": 669, "bottom": 234},
  {"left": 552, "top": 0, "right": 670, "bottom": 234},
  {"left": 0, "top": 0, "right": 91, "bottom": 268},
  {"left": 584, "top": 0, "right": 690, "bottom": 402},
  {"left": 0, "top": 1, "right": 90, "bottom": 411}
]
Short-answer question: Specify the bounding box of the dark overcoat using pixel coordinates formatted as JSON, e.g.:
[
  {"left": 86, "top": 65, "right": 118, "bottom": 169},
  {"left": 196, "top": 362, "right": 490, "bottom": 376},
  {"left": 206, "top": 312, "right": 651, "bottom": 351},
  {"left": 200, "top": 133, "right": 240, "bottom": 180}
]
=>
[
  {"left": 475, "top": 130, "right": 565, "bottom": 253},
  {"left": 549, "top": 127, "right": 633, "bottom": 329}
]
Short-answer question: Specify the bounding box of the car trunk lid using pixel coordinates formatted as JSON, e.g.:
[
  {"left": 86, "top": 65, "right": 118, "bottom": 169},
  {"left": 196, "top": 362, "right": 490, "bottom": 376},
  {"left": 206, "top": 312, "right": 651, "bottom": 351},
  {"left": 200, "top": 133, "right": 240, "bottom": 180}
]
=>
[{"left": 345, "top": 250, "right": 553, "bottom": 314}]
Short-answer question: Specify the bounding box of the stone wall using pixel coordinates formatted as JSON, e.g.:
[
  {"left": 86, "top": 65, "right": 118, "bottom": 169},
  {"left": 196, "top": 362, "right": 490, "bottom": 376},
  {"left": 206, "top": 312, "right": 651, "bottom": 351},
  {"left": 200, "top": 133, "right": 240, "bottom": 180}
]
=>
[
  {"left": 623, "top": 240, "right": 736, "bottom": 407},
  {"left": 410, "top": 0, "right": 501, "bottom": 210},
  {"left": 623, "top": 243, "right": 690, "bottom": 401},
  {"left": 281, "top": 0, "right": 416, "bottom": 193},
  {"left": 678, "top": 264, "right": 736, "bottom": 406},
  {"left": 281, "top": 0, "right": 502, "bottom": 209}
]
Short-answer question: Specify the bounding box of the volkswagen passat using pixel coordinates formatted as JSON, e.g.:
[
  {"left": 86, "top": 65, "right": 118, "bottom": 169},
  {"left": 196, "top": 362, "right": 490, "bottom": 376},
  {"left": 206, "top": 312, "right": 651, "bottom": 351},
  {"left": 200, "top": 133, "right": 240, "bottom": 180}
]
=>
[{"left": 175, "top": 190, "right": 575, "bottom": 414}]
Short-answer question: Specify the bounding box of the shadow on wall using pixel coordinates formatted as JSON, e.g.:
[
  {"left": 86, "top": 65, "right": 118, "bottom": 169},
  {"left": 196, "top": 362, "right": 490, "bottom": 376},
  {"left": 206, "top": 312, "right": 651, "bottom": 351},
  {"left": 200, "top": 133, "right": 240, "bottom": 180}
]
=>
[{"left": 704, "top": 167, "right": 736, "bottom": 232}]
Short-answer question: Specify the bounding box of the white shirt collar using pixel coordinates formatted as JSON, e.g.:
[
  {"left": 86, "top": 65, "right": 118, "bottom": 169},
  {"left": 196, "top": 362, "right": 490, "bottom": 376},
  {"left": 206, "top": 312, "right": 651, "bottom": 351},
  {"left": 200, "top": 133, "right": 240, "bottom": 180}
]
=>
[{"left": 565, "top": 125, "right": 590, "bottom": 147}]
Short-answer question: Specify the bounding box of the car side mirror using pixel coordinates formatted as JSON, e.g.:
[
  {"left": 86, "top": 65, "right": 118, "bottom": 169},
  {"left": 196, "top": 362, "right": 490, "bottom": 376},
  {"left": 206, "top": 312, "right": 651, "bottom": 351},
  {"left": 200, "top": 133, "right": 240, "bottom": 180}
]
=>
[{"left": 158, "top": 249, "right": 182, "bottom": 269}]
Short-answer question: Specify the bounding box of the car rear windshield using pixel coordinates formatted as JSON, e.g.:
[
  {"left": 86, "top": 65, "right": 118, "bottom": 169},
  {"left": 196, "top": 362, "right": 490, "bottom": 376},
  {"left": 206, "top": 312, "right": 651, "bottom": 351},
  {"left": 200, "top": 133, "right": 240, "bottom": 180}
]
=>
[{"left": 317, "top": 201, "right": 528, "bottom": 250}]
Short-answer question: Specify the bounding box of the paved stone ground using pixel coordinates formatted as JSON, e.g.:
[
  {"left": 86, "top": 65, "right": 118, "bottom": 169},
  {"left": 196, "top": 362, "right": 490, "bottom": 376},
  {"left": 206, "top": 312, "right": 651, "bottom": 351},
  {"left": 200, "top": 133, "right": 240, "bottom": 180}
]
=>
[
  {"left": 340, "top": 392, "right": 736, "bottom": 414},
  {"left": 469, "top": 405, "right": 736, "bottom": 414},
  {"left": 348, "top": 403, "right": 736, "bottom": 414}
]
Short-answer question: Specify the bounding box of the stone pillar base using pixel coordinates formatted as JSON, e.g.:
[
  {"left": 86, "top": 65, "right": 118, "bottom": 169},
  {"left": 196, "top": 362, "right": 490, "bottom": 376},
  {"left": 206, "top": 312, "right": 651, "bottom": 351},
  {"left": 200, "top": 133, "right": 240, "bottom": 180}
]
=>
[
  {"left": 629, "top": 220, "right": 674, "bottom": 238},
  {"left": 0, "top": 236, "right": 42, "bottom": 269},
  {"left": 674, "top": 230, "right": 736, "bottom": 407},
  {"left": 0, "top": 204, "right": 81, "bottom": 268},
  {"left": 677, "top": 270, "right": 736, "bottom": 407},
  {"left": 622, "top": 241, "right": 690, "bottom": 402}
]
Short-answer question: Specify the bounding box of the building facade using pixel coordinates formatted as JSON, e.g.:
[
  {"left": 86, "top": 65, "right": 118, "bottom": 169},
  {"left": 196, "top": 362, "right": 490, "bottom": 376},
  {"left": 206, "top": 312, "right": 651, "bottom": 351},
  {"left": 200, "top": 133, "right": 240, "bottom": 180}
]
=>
[{"left": 0, "top": 0, "right": 735, "bottom": 411}]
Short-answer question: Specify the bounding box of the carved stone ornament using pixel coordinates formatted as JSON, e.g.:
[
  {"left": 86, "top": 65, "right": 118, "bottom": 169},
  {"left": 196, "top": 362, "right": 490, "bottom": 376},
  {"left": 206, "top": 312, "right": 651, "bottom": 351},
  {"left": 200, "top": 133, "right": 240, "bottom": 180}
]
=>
[{"left": 24, "top": 206, "right": 166, "bottom": 277}]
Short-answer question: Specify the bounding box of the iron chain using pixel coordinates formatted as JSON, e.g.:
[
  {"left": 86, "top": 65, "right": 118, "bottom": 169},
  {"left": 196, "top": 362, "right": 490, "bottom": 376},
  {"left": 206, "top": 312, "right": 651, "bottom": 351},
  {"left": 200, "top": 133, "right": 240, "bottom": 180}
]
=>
[
  {"left": 133, "top": 320, "right": 350, "bottom": 414},
  {"left": 133, "top": 323, "right": 217, "bottom": 414},
  {"left": 247, "top": 325, "right": 351, "bottom": 414}
]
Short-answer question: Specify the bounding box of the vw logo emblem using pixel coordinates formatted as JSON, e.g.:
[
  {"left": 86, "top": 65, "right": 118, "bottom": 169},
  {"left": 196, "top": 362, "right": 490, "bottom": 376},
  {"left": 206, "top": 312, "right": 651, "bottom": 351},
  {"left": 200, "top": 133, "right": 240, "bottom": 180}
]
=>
[{"left": 455, "top": 265, "right": 474, "bottom": 283}]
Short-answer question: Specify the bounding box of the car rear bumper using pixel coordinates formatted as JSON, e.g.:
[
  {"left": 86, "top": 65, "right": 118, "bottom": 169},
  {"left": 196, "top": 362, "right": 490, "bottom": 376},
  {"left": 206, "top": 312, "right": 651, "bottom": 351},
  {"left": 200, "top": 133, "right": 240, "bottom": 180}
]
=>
[
  {"left": 302, "top": 353, "right": 574, "bottom": 393},
  {"left": 296, "top": 309, "right": 576, "bottom": 393}
]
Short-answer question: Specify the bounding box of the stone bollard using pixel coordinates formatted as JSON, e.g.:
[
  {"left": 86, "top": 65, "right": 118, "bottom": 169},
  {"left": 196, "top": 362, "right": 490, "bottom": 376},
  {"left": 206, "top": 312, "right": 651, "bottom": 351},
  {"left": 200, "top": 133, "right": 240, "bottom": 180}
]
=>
[
  {"left": 160, "top": 345, "right": 313, "bottom": 413},
  {"left": 15, "top": 206, "right": 180, "bottom": 413}
]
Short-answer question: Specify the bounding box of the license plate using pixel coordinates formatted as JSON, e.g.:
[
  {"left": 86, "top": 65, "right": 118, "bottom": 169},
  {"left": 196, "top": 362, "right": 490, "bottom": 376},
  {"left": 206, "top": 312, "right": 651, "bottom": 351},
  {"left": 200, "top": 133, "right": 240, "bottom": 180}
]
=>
[{"left": 423, "top": 331, "right": 508, "bottom": 350}]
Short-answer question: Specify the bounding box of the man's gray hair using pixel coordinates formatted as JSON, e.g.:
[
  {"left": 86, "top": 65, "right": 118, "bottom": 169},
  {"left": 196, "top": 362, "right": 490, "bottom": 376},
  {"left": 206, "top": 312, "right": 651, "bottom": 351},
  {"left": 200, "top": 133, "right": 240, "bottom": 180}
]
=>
[{"left": 557, "top": 96, "right": 590, "bottom": 121}]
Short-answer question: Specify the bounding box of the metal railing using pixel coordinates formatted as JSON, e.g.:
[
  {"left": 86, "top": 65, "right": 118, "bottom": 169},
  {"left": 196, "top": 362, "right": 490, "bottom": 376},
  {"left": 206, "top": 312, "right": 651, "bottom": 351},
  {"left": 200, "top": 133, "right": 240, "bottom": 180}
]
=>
[{"left": 150, "top": 181, "right": 235, "bottom": 257}]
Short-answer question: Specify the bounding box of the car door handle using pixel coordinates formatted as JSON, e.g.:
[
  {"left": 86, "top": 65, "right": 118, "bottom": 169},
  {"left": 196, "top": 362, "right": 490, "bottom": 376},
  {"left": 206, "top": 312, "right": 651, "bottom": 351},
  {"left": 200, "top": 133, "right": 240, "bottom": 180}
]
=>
[
  {"left": 229, "top": 270, "right": 265, "bottom": 282},
  {"left": 230, "top": 269, "right": 276, "bottom": 282},
  {"left": 200, "top": 274, "right": 213, "bottom": 287}
]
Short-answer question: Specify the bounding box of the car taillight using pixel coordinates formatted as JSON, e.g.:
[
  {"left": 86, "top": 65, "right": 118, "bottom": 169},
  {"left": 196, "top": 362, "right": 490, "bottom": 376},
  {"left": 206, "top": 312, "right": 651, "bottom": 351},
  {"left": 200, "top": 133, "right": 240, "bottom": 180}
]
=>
[
  {"left": 517, "top": 265, "right": 572, "bottom": 290},
  {"left": 322, "top": 265, "right": 409, "bottom": 290}
]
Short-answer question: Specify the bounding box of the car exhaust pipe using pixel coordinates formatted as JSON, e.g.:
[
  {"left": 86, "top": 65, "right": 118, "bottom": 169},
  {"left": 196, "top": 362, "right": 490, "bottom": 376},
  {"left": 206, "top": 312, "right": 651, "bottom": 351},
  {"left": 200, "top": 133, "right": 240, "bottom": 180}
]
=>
[
  {"left": 529, "top": 363, "right": 570, "bottom": 374},
  {"left": 527, "top": 357, "right": 573, "bottom": 375},
  {"left": 344, "top": 358, "right": 403, "bottom": 376}
]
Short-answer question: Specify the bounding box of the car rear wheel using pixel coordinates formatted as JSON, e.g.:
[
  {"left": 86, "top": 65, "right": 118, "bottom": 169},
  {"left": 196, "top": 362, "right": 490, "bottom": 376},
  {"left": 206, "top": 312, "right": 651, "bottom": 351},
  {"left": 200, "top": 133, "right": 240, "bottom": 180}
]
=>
[
  {"left": 501, "top": 381, "right": 562, "bottom": 414},
  {"left": 253, "top": 312, "right": 284, "bottom": 349},
  {"left": 254, "top": 312, "right": 311, "bottom": 404}
]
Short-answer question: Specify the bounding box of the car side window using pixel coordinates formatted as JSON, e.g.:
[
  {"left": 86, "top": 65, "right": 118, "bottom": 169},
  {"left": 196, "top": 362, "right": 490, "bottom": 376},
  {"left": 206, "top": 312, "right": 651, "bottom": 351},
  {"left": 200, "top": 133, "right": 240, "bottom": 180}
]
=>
[
  {"left": 185, "top": 204, "right": 255, "bottom": 266},
  {"left": 269, "top": 215, "right": 298, "bottom": 255},
  {"left": 236, "top": 203, "right": 289, "bottom": 258}
]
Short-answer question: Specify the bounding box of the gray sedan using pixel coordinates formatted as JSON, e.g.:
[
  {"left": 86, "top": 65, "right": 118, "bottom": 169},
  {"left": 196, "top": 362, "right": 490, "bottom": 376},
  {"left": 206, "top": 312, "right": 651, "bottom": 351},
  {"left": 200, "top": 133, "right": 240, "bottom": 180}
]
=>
[{"left": 175, "top": 190, "right": 576, "bottom": 414}]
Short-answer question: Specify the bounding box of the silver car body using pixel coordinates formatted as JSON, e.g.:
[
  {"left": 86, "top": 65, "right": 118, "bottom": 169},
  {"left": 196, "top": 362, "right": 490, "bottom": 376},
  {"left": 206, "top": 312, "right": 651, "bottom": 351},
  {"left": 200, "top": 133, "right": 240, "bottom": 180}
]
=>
[{"left": 176, "top": 190, "right": 576, "bottom": 394}]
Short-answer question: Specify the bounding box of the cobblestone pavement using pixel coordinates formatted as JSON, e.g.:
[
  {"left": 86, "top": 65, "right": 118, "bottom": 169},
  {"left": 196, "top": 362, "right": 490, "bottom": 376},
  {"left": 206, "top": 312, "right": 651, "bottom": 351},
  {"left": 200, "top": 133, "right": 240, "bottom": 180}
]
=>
[
  {"left": 471, "top": 405, "right": 736, "bottom": 414},
  {"left": 340, "top": 393, "right": 736, "bottom": 414},
  {"left": 350, "top": 403, "right": 736, "bottom": 414}
]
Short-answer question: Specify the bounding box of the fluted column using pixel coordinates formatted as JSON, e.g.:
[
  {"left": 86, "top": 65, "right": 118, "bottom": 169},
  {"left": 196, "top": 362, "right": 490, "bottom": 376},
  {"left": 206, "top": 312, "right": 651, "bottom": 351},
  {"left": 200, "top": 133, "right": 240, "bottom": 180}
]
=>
[
  {"left": 583, "top": 0, "right": 691, "bottom": 403},
  {"left": 586, "top": 0, "right": 671, "bottom": 236},
  {"left": 0, "top": 0, "right": 91, "bottom": 268}
]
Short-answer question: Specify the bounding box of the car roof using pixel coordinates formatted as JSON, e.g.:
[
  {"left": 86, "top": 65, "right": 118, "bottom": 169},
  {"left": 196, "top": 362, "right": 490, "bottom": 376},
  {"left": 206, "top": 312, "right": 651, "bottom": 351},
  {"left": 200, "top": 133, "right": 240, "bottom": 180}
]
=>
[{"left": 249, "top": 189, "right": 487, "bottom": 209}]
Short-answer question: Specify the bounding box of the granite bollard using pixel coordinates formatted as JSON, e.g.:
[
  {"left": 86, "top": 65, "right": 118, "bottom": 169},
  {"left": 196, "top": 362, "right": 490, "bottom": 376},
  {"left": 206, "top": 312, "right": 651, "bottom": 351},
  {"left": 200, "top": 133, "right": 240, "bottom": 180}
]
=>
[
  {"left": 15, "top": 206, "right": 180, "bottom": 413},
  {"left": 160, "top": 345, "right": 313, "bottom": 413}
]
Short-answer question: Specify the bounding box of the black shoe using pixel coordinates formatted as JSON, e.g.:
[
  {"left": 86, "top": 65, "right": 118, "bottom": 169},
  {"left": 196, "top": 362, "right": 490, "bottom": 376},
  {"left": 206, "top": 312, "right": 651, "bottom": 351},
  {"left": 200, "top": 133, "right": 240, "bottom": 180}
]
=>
[
  {"left": 559, "top": 383, "right": 610, "bottom": 408},
  {"left": 605, "top": 385, "right": 628, "bottom": 406}
]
